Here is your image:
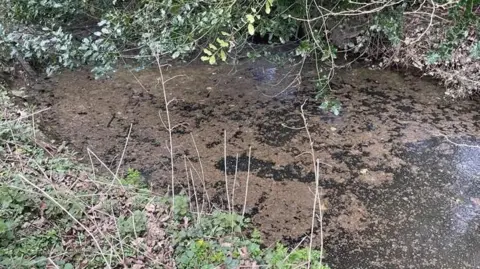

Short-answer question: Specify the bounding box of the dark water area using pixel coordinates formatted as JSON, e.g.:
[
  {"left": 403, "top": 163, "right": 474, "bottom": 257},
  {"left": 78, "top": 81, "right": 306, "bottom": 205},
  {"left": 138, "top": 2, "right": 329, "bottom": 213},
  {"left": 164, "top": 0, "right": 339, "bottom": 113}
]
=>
[{"left": 21, "top": 58, "right": 480, "bottom": 268}]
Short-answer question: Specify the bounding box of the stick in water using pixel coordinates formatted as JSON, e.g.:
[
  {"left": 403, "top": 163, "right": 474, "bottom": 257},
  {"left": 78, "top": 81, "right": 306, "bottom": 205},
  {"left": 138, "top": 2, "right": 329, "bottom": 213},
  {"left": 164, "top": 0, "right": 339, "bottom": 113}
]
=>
[
  {"left": 242, "top": 146, "right": 252, "bottom": 217},
  {"left": 224, "top": 130, "right": 231, "bottom": 213}
]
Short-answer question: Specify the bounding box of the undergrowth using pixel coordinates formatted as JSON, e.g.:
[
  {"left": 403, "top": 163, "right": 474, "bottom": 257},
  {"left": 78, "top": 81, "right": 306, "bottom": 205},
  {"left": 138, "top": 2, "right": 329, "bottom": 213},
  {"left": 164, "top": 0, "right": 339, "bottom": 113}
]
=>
[{"left": 0, "top": 85, "right": 329, "bottom": 268}]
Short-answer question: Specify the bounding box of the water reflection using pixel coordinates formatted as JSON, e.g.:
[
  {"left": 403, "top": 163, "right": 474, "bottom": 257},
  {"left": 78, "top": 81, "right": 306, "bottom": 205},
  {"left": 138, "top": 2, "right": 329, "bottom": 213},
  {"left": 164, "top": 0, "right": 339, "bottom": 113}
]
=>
[{"left": 448, "top": 137, "right": 480, "bottom": 235}]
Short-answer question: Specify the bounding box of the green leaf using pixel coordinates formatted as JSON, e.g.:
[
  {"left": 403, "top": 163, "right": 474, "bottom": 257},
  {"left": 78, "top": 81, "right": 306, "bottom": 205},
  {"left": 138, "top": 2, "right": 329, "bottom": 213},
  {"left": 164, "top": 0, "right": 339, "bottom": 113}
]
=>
[
  {"left": 221, "top": 31, "right": 230, "bottom": 36},
  {"left": 246, "top": 14, "right": 255, "bottom": 23},
  {"left": 426, "top": 52, "right": 440, "bottom": 65},
  {"left": 220, "top": 50, "right": 227, "bottom": 62},
  {"left": 201, "top": 56, "right": 210, "bottom": 61},
  {"left": 470, "top": 42, "right": 480, "bottom": 59},
  {"left": 203, "top": 48, "right": 212, "bottom": 56},
  {"left": 266, "top": 2, "right": 271, "bottom": 14},
  {"left": 248, "top": 24, "right": 255, "bottom": 36},
  {"left": 209, "top": 55, "right": 216, "bottom": 65},
  {"left": 216, "top": 38, "right": 229, "bottom": 48},
  {"left": 331, "top": 105, "right": 341, "bottom": 116},
  {"left": 209, "top": 43, "right": 218, "bottom": 50},
  {"left": 101, "top": 28, "right": 111, "bottom": 34}
]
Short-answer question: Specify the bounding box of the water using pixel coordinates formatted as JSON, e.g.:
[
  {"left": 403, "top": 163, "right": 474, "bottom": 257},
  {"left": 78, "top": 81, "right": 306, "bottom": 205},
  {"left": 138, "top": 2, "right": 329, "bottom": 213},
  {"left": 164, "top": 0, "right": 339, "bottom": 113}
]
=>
[{"left": 26, "top": 59, "right": 480, "bottom": 268}]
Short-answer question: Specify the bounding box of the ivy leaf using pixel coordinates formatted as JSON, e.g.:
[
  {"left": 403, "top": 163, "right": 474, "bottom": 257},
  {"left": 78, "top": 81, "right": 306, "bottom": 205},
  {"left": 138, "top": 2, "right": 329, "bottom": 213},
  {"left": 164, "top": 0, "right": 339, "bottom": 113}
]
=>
[
  {"left": 201, "top": 56, "right": 210, "bottom": 61},
  {"left": 209, "top": 55, "right": 216, "bottom": 65},
  {"left": 220, "top": 50, "right": 227, "bottom": 61},
  {"left": 209, "top": 43, "right": 218, "bottom": 50},
  {"left": 203, "top": 48, "right": 212, "bottom": 56},
  {"left": 248, "top": 24, "right": 255, "bottom": 36},
  {"left": 246, "top": 14, "right": 255, "bottom": 23}
]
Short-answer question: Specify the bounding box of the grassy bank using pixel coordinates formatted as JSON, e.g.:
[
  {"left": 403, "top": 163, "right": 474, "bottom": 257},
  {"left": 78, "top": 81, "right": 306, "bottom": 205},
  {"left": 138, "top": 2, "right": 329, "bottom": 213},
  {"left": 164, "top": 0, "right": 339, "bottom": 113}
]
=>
[{"left": 0, "top": 84, "right": 329, "bottom": 268}]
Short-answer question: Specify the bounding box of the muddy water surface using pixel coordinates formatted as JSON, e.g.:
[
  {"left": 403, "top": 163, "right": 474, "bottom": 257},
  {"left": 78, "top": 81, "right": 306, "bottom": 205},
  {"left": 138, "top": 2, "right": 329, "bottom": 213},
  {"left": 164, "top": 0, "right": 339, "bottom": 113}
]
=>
[{"left": 26, "top": 60, "right": 480, "bottom": 268}]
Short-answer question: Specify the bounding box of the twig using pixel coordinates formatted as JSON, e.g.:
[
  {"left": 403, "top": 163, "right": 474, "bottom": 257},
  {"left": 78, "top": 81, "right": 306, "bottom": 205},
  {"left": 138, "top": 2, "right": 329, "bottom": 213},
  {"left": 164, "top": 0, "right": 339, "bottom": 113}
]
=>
[
  {"left": 231, "top": 153, "right": 239, "bottom": 230},
  {"left": 2, "top": 107, "right": 51, "bottom": 124},
  {"left": 86, "top": 148, "right": 126, "bottom": 192},
  {"left": 242, "top": 146, "right": 252, "bottom": 218},
  {"left": 224, "top": 130, "right": 231, "bottom": 214},
  {"left": 232, "top": 153, "right": 239, "bottom": 212},
  {"left": 114, "top": 123, "right": 133, "bottom": 180},
  {"left": 155, "top": 55, "right": 176, "bottom": 212},
  {"left": 190, "top": 133, "right": 211, "bottom": 208},
  {"left": 298, "top": 100, "right": 319, "bottom": 268},
  {"left": 316, "top": 160, "right": 324, "bottom": 268},
  {"left": 183, "top": 155, "right": 192, "bottom": 211},
  {"left": 190, "top": 168, "right": 201, "bottom": 223}
]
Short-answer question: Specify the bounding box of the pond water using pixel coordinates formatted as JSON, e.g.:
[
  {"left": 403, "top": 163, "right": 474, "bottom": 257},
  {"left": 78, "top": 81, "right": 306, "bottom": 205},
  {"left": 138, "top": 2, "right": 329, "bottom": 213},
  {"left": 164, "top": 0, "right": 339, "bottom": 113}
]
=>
[{"left": 25, "top": 59, "right": 480, "bottom": 268}]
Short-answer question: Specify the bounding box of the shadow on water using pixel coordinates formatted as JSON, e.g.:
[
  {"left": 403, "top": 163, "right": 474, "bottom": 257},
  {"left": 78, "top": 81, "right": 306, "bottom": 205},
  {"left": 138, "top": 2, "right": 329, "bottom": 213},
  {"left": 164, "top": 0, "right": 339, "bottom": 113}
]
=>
[{"left": 22, "top": 59, "right": 480, "bottom": 268}]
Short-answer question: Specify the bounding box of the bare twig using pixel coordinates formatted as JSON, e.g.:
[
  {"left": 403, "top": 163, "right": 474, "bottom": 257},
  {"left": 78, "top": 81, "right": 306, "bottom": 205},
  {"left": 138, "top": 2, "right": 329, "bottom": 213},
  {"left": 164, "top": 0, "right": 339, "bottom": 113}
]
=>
[
  {"left": 114, "top": 123, "right": 133, "bottom": 179},
  {"left": 190, "top": 168, "right": 201, "bottom": 222},
  {"left": 242, "top": 146, "right": 252, "bottom": 218},
  {"left": 190, "top": 133, "right": 211, "bottom": 208},
  {"left": 224, "top": 130, "right": 231, "bottom": 214},
  {"left": 298, "top": 100, "right": 320, "bottom": 268},
  {"left": 155, "top": 55, "right": 176, "bottom": 212},
  {"left": 2, "top": 107, "right": 51, "bottom": 124}
]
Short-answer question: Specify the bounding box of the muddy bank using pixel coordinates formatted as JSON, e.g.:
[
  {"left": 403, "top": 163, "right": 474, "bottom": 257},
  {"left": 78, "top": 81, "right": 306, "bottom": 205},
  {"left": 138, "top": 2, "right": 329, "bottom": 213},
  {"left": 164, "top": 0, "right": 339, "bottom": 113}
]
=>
[{"left": 22, "top": 60, "right": 480, "bottom": 268}]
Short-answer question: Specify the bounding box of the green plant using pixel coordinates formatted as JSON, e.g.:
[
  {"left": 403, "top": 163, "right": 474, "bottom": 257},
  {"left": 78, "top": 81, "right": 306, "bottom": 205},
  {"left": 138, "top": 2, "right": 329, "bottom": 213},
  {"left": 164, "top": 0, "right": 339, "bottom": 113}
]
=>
[
  {"left": 118, "top": 210, "right": 147, "bottom": 237},
  {"left": 320, "top": 99, "right": 342, "bottom": 116},
  {"left": 121, "top": 168, "right": 145, "bottom": 187},
  {"left": 370, "top": 7, "right": 404, "bottom": 46},
  {"left": 426, "top": 0, "right": 480, "bottom": 64},
  {"left": 173, "top": 211, "right": 263, "bottom": 269},
  {"left": 265, "top": 243, "right": 329, "bottom": 269},
  {"left": 313, "top": 75, "right": 341, "bottom": 116}
]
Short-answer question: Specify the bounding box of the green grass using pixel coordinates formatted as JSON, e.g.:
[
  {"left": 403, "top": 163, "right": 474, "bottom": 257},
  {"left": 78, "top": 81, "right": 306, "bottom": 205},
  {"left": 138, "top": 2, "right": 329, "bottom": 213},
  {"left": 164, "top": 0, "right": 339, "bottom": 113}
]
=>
[{"left": 0, "top": 85, "right": 330, "bottom": 269}]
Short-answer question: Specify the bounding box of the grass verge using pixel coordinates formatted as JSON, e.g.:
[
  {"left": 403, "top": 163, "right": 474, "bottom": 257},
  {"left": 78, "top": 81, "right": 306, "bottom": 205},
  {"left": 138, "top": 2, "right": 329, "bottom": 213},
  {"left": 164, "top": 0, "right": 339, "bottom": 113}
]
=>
[{"left": 0, "top": 84, "right": 329, "bottom": 268}]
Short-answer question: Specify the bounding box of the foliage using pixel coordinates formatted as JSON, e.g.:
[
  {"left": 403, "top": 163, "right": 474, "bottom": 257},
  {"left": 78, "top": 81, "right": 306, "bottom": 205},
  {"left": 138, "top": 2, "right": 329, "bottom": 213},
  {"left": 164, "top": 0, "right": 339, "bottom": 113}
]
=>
[
  {"left": 121, "top": 168, "right": 145, "bottom": 187},
  {"left": 265, "top": 243, "right": 328, "bottom": 269},
  {"left": 172, "top": 209, "right": 329, "bottom": 268},
  {"left": 0, "top": 0, "right": 479, "bottom": 100},
  {"left": 0, "top": 0, "right": 305, "bottom": 78},
  {"left": 370, "top": 10, "right": 404, "bottom": 46}
]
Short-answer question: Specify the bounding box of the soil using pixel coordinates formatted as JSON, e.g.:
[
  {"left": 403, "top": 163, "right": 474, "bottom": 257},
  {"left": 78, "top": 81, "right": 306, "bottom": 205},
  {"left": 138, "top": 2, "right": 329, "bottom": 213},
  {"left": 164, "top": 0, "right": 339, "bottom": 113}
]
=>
[{"left": 20, "top": 59, "right": 480, "bottom": 268}]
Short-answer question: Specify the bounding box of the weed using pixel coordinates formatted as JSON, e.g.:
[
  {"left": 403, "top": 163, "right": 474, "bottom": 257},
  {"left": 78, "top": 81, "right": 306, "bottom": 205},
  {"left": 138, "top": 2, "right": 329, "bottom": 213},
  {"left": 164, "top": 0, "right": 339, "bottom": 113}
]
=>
[
  {"left": 314, "top": 76, "right": 341, "bottom": 116},
  {"left": 118, "top": 210, "right": 147, "bottom": 237},
  {"left": 120, "top": 168, "right": 145, "bottom": 187}
]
